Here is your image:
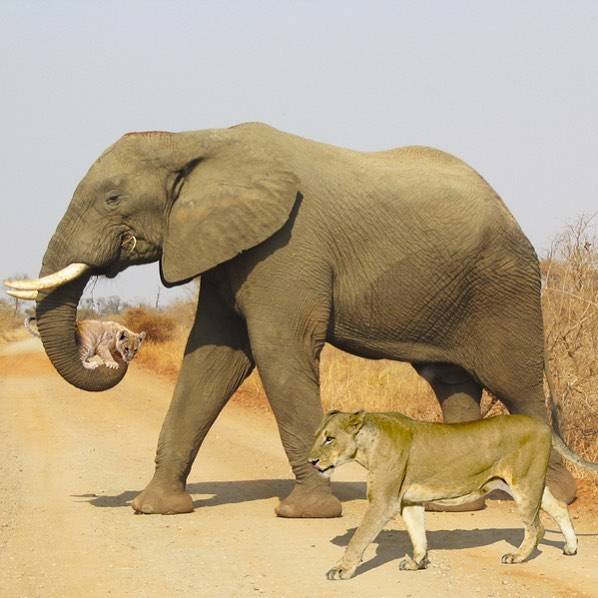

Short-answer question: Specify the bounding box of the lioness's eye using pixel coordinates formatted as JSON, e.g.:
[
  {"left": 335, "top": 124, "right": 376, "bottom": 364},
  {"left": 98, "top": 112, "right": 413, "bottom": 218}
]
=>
[{"left": 324, "top": 436, "right": 334, "bottom": 445}]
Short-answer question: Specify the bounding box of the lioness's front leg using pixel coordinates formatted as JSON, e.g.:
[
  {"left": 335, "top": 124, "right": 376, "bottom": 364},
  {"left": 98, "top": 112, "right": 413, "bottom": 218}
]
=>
[
  {"left": 327, "top": 499, "right": 398, "bottom": 580},
  {"left": 399, "top": 505, "right": 429, "bottom": 570},
  {"left": 97, "top": 344, "right": 119, "bottom": 369}
]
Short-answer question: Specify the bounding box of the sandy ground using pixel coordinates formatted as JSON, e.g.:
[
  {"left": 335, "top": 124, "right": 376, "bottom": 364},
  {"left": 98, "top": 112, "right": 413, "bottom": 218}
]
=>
[{"left": 0, "top": 338, "right": 596, "bottom": 598}]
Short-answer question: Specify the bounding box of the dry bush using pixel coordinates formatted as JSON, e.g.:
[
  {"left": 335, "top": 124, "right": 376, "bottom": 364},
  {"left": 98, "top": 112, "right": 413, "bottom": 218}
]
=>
[
  {"left": 125, "top": 299, "right": 196, "bottom": 377},
  {"left": 542, "top": 214, "right": 598, "bottom": 480},
  {"left": 121, "top": 306, "right": 177, "bottom": 343},
  {"left": 232, "top": 347, "right": 499, "bottom": 419},
  {"left": 319, "top": 347, "right": 440, "bottom": 419},
  {"left": 0, "top": 299, "right": 27, "bottom": 345},
  {"left": 134, "top": 335, "right": 187, "bottom": 379},
  {"left": 230, "top": 348, "right": 442, "bottom": 417}
]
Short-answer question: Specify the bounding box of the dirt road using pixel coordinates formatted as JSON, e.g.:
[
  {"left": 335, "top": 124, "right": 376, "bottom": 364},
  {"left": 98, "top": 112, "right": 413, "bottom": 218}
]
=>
[{"left": 1, "top": 339, "right": 596, "bottom": 597}]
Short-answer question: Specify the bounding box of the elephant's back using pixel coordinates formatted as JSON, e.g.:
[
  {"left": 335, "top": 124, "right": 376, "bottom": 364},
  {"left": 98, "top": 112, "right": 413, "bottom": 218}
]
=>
[{"left": 315, "top": 145, "right": 541, "bottom": 362}]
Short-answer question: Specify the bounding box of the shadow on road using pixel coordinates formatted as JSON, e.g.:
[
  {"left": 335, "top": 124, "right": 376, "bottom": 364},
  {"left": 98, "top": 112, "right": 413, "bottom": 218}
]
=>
[
  {"left": 330, "top": 525, "right": 579, "bottom": 576},
  {"left": 72, "top": 479, "right": 367, "bottom": 509}
]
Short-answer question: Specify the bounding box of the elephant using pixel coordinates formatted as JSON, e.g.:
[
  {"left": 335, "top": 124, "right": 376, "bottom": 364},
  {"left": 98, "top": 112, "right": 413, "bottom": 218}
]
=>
[{"left": 6, "top": 122, "right": 596, "bottom": 517}]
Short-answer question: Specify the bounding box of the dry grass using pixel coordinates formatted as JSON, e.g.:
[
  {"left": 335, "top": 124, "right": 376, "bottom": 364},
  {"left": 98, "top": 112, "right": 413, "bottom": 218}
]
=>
[
  {"left": 134, "top": 336, "right": 187, "bottom": 379},
  {"left": 123, "top": 301, "right": 195, "bottom": 379},
  {"left": 0, "top": 300, "right": 27, "bottom": 346},
  {"left": 121, "top": 306, "right": 177, "bottom": 343},
  {"left": 542, "top": 215, "right": 598, "bottom": 480}
]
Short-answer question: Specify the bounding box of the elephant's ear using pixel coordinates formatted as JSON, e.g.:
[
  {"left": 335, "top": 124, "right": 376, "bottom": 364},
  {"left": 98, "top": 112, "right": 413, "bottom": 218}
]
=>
[{"left": 161, "top": 155, "right": 299, "bottom": 284}]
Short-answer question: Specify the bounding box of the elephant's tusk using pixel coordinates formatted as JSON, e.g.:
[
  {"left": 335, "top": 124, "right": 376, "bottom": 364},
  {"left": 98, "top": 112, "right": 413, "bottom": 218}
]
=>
[
  {"left": 6, "top": 289, "right": 38, "bottom": 301},
  {"left": 4, "top": 263, "right": 90, "bottom": 291}
]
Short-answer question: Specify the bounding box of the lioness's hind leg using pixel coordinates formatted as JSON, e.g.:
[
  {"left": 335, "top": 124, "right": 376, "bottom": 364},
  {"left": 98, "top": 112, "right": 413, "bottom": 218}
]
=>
[
  {"left": 79, "top": 346, "right": 99, "bottom": 370},
  {"left": 501, "top": 485, "right": 544, "bottom": 564},
  {"left": 400, "top": 505, "right": 429, "bottom": 570},
  {"left": 541, "top": 487, "right": 578, "bottom": 555}
]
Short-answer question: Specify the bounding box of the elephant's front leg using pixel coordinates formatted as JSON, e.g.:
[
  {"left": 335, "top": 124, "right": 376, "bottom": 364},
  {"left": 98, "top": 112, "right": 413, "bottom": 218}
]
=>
[
  {"left": 132, "top": 282, "right": 254, "bottom": 514},
  {"left": 250, "top": 327, "right": 341, "bottom": 519}
]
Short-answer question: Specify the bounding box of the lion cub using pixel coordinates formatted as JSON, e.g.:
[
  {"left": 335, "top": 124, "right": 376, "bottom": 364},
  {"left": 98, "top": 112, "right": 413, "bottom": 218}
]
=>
[
  {"left": 309, "top": 410, "right": 578, "bottom": 580},
  {"left": 25, "top": 316, "right": 146, "bottom": 370}
]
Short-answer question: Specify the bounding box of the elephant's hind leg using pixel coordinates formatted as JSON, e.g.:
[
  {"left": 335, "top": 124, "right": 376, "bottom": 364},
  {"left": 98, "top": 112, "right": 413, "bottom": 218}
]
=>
[
  {"left": 414, "top": 363, "right": 483, "bottom": 423},
  {"left": 132, "top": 279, "right": 254, "bottom": 515},
  {"left": 415, "top": 363, "right": 486, "bottom": 512}
]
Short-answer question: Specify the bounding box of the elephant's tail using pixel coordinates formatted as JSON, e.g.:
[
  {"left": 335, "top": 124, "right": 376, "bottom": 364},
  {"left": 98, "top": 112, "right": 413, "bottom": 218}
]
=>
[
  {"left": 545, "top": 349, "right": 598, "bottom": 473},
  {"left": 24, "top": 315, "right": 40, "bottom": 338}
]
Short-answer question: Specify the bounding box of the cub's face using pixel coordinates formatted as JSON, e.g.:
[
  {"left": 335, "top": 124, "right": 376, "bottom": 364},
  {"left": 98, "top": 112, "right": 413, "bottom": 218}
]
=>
[
  {"left": 308, "top": 411, "right": 364, "bottom": 478},
  {"left": 116, "top": 329, "right": 146, "bottom": 362}
]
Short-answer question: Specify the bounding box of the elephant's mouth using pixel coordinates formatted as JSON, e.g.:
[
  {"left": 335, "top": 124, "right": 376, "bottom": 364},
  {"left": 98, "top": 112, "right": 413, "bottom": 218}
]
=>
[{"left": 103, "top": 233, "right": 161, "bottom": 278}]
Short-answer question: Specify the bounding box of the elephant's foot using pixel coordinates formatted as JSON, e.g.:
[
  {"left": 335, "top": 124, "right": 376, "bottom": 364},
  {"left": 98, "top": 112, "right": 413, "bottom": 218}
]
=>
[
  {"left": 425, "top": 497, "right": 486, "bottom": 512},
  {"left": 131, "top": 481, "right": 194, "bottom": 515},
  {"left": 276, "top": 479, "right": 342, "bottom": 518},
  {"left": 546, "top": 460, "right": 576, "bottom": 505}
]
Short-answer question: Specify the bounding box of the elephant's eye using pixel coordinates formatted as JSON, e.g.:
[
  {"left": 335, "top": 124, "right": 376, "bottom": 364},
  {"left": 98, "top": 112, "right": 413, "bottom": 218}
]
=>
[
  {"left": 105, "top": 193, "right": 121, "bottom": 207},
  {"left": 324, "top": 436, "right": 335, "bottom": 445}
]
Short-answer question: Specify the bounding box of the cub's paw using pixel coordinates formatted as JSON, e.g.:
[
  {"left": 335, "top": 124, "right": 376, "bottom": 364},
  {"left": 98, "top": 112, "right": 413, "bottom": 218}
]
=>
[
  {"left": 326, "top": 563, "right": 357, "bottom": 580},
  {"left": 501, "top": 553, "right": 524, "bottom": 564},
  {"left": 399, "top": 555, "right": 429, "bottom": 571},
  {"left": 105, "top": 361, "right": 120, "bottom": 370},
  {"left": 563, "top": 545, "right": 577, "bottom": 556},
  {"left": 82, "top": 360, "right": 99, "bottom": 370}
]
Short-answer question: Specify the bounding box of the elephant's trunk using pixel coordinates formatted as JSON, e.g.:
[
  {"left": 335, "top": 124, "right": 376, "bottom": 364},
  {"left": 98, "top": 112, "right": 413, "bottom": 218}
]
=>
[{"left": 35, "top": 265, "right": 127, "bottom": 393}]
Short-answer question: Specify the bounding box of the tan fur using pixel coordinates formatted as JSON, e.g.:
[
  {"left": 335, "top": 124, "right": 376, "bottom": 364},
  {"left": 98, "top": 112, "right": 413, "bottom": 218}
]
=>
[
  {"left": 76, "top": 320, "right": 146, "bottom": 370},
  {"left": 25, "top": 316, "right": 145, "bottom": 370},
  {"left": 308, "top": 411, "right": 578, "bottom": 580}
]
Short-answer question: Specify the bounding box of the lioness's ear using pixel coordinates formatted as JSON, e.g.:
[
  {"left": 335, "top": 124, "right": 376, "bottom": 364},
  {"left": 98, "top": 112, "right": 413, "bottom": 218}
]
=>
[
  {"left": 314, "top": 409, "right": 342, "bottom": 438},
  {"left": 161, "top": 142, "right": 299, "bottom": 284},
  {"left": 139, "top": 331, "right": 146, "bottom": 342},
  {"left": 347, "top": 410, "right": 366, "bottom": 434}
]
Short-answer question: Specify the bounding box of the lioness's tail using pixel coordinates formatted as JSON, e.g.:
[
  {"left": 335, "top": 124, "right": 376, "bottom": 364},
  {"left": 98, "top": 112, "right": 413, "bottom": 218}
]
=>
[
  {"left": 545, "top": 350, "right": 598, "bottom": 473},
  {"left": 24, "top": 316, "right": 40, "bottom": 338}
]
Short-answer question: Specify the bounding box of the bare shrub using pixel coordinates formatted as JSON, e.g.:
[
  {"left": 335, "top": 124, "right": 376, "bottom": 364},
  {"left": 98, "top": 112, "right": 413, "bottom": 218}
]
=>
[
  {"left": 134, "top": 336, "right": 187, "bottom": 378},
  {"left": 0, "top": 299, "right": 26, "bottom": 345},
  {"left": 121, "top": 306, "right": 177, "bottom": 343},
  {"left": 319, "top": 347, "right": 440, "bottom": 420},
  {"left": 542, "top": 214, "right": 598, "bottom": 479}
]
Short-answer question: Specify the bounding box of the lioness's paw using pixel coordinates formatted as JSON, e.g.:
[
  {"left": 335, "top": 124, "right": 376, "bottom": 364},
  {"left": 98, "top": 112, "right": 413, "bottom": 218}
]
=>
[
  {"left": 105, "top": 361, "right": 119, "bottom": 369},
  {"left": 326, "top": 564, "right": 356, "bottom": 580},
  {"left": 501, "top": 553, "right": 524, "bottom": 564},
  {"left": 399, "top": 555, "right": 429, "bottom": 571},
  {"left": 563, "top": 546, "right": 577, "bottom": 556}
]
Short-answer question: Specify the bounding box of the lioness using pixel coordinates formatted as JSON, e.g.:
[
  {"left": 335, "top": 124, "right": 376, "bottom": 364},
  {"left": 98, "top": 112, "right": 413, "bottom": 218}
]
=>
[{"left": 309, "top": 410, "right": 578, "bottom": 580}]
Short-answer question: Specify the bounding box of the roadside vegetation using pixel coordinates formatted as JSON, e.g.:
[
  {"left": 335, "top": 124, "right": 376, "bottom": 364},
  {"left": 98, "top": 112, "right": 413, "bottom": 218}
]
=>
[
  {"left": 0, "top": 299, "right": 25, "bottom": 345},
  {"left": 542, "top": 215, "right": 598, "bottom": 479}
]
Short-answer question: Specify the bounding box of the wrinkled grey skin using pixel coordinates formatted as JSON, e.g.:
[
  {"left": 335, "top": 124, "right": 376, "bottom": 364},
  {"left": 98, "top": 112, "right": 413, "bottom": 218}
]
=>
[{"left": 34, "top": 123, "right": 577, "bottom": 516}]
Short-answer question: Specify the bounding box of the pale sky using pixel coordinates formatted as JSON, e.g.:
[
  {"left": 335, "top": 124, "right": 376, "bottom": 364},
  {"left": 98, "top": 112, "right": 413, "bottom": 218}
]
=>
[{"left": 2, "top": 1, "right": 597, "bottom": 304}]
